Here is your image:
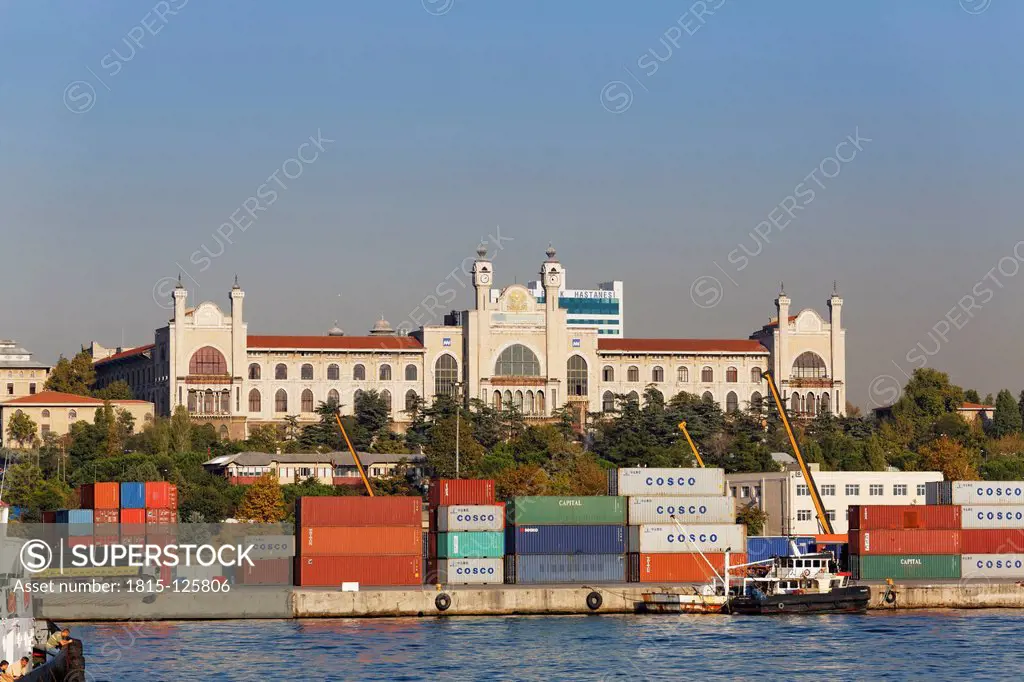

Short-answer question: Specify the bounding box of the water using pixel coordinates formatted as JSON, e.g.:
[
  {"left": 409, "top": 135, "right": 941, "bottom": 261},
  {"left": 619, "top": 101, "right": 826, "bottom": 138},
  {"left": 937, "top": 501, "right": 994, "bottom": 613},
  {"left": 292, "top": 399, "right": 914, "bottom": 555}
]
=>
[{"left": 75, "top": 611, "right": 1024, "bottom": 681}]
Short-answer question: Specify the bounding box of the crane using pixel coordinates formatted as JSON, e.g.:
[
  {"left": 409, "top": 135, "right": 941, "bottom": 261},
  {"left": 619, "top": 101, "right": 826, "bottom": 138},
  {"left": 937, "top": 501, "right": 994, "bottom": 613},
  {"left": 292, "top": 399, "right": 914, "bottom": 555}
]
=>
[
  {"left": 333, "top": 411, "right": 375, "bottom": 497},
  {"left": 762, "top": 370, "right": 834, "bottom": 535},
  {"left": 677, "top": 421, "right": 706, "bottom": 468}
]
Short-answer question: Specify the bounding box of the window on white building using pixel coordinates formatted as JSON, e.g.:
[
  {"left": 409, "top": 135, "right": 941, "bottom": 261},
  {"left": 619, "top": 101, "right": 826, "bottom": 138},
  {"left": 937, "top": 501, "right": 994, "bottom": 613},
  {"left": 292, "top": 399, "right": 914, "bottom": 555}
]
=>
[
  {"left": 753, "top": 485, "right": 761, "bottom": 498},
  {"left": 826, "top": 510, "right": 836, "bottom": 522},
  {"left": 869, "top": 484, "right": 884, "bottom": 496},
  {"left": 894, "top": 484, "right": 908, "bottom": 496},
  {"left": 821, "top": 485, "right": 835, "bottom": 496},
  {"left": 797, "top": 510, "right": 812, "bottom": 521},
  {"left": 796, "top": 484, "right": 809, "bottom": 496},
  {"left": 730, "top": 487, "right": 737, "bottom": 497},
  {"left": 845, "top": 484, "right": 860, "bottom": 496},
  {"left": 917, "top": 484, "right": 927, "bottom": 496},
  {"left": 741, "top": 486, "right": 750, "bottom": 498}
]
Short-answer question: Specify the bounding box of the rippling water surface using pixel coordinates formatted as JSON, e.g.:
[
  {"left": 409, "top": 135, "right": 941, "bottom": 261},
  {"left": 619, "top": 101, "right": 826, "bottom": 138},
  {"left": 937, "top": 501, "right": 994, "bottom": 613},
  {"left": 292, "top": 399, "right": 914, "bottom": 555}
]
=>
[{"left": 75, "top": 611, "right": 1024, "bottom": 681}]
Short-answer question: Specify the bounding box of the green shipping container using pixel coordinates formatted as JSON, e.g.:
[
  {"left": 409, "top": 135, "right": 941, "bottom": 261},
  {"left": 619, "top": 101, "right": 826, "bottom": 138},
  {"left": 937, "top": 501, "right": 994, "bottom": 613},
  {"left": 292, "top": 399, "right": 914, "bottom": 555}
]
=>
[
  {"left": 507, "top": 497, "right": 627, "bottom": 526},
  {"left": 436, "top": 532, "right": 505, "bottom": 558},
  {"left": 853, "top": 554, "right": 961, "bottom": 580}
]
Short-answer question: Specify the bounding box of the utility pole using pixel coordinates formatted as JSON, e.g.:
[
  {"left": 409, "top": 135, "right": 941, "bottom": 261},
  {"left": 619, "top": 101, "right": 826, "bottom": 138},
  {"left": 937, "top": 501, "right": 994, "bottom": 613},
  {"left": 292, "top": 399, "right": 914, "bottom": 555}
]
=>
[{"left": 454, "top": 381, "right": 464, "bottom": 479}]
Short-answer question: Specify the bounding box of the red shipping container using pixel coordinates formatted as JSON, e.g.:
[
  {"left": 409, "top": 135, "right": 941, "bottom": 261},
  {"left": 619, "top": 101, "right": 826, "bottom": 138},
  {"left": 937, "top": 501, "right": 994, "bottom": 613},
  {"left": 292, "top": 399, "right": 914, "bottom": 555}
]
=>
[
  {"left": 93, "top": 509, "right": 120, "bottom": 524},
  {"left": 41, "top": 511, "right": 57, "bottom": 524},
  {"left": 849, "top": 505, "right": 961, "bottom": 531},
  {"left": 849, "top": 529, "right": 961, "bottom": 555},
  {"left": 295, "top": 497, "right": 421, "bottom": 527},
  {"left": 94, "top": 523, "right": 120, "bottom": 539},
  {"left": 239, "top": 558, "right": 292, "bottom": 585},
  {"left": 428, "top": 479, "right": 495, "bottom": 508},
  {"left": 94, "top": 534, "right": 119, "bottom": 546},
  {"left": 146, "top": 509, "right": 177, "bottom": 524},
  {"left": 145, "top": 482, "right": 178, "bottom": 510},
  {"left": 294, "top": 555, "right": 421, "bottom": 587},
  {"left": 80, "top": 482, "right": 120, "bottom": 510},
  {"left": 122, "top": 534, "right": 146, "bottom": 545},
  {"left": 630, "top": 553, "right": 748, "bottom": 583},
  {"left": 67, "top": 536, "right": 92, "bottom": 547},
  {"left": 120, "top": 508, "right": 146, "bottom": 525},
  {"left": 298, "top": 526, "right": 422, "bottom": 556},
  {"left": 961, "top": 529, "right": 1024, "bottom": 554}
]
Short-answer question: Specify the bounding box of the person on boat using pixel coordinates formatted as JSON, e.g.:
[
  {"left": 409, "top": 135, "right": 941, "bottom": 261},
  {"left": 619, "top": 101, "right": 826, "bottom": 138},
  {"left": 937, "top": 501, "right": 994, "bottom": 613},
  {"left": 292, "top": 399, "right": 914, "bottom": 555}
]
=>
[
  {"left": 0, "top": 660, "right": 10, "bottom": 682},
  {"left": 45, "top": 628, "right": 71, "bottom": 653},
  {"left": 8, "top": 657, "right": 31, "bottom": 679}
]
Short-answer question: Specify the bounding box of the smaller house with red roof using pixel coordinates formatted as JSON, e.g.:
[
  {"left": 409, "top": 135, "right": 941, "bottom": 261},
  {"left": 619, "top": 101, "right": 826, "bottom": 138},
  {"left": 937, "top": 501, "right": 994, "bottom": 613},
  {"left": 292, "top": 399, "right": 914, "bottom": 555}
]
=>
[{"left": 0, "top": 390, "right": 155, "bottom": 448}]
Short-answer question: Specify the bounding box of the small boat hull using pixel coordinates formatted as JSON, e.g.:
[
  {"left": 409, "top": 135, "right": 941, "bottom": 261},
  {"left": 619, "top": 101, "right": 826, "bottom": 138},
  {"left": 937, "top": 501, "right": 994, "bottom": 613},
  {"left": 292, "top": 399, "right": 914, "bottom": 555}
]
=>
[
  {"left": 639, "top": 593, "right": 728, "bottom": 614},
  {"left": 727, "top": 586, "right": 871, "bottom": 615}
]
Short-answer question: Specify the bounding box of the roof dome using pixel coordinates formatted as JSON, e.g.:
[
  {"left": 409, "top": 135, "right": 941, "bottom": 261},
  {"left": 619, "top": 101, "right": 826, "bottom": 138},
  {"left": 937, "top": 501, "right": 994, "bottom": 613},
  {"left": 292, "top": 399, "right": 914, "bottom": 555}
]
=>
[
  {"left": 327, "top": 321, "right": 345, "bottom": 337},
  {"left": 370, "top": 316, "right": 395, "bottom": 336}
]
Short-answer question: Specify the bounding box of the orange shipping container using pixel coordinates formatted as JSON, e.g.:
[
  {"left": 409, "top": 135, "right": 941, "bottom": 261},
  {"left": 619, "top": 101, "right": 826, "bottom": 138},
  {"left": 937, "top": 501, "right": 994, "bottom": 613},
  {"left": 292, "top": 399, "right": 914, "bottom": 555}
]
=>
[
  {"left": 239, "top": 558, "right": 292, "bottom": 585},
  {"left": 120, "top": 509, "right": 146, "bottom": 525},
  {"left": 80, "top": 482, "right": 120, "bottom": 510},
  {"left": 961, "top": 529, "right": 1024, "bottom": 554},
  {"left": 298, "top": 526, "right": 422, "bottom": 556},
  {"left": 428, "top": 479, "right": 495, "bottom": 508},
  {"left": 93, "top": 509, "right": 120, "bottom": 524},
  {"left": 295, "top": 497, "right": 421, "bottom": 527},
  {"left": 145, "top": 482, "right": 178, "bottom": 510},
  {"left": 146, "top": 509, "right": 177, "bottom": 524},
  {"left": 294, "top": 555, "right": 421, "bottom": 586},
  {"left": 849, "top": 529, "right": 962, "bottom": 555},
  {"left": 630, "top": 553, "right": 748, "bottom": 583}
]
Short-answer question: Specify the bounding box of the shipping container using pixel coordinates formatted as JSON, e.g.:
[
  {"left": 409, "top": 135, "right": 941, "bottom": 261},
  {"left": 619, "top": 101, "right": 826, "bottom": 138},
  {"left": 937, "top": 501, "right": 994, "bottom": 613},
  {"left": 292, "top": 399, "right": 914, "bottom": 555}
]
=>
[
  {"left": 609, "top": 468, "right": 725, "bottom": 497},
  {"left": 239, "top": 558, "right": 292, "bottom": 585},
  {"left": 120, "top": 508, "right": 146, "bottom": 525},
  {"left": 145, "top": 482, "right": 178, "bottom": 510},
  {"left": 507, "top": 525, "right": 626, "bottom": 555},
  {"left": 849, "top": 529, "right": 961, "bottom": 555},
  {"left": 629, "top": 552, "right": 748, "bottom": 583},
  {"left": 626, "top": 496, "right": 735, "bottom": 525},
  {"left": 244, "top": 535, "right": 296, "bottom": 560},
  {"left": 851, "top": 554, "right": 960, "bottom": 580},
  {"left": 849, "top": 505, "right": 962, "bottom": 531},
  {"left": 507, "top": 497, "right": 626, "bottom": 526},
  {"left": 93, "top": 509, "right": 120, "bottom": 525},
  {"left": 79, "top": 482, "right": 120, "bottom": 510},
  {"left": 41, "top": 511, "right": 56, "bottom": 524},
  {"left": 960, "top": 554, "right": 1024, "bottom": 579},
  {"left": 298, "top": 526, "right": 422, "bottom": 556},
  {"left": 628, "top": 524, "right": 746, "bottom": 554},
  {"left": 510, "top": 554, "right": 627, "bottom": 584},
  {"left": 436, "top": 505, "right": 505, "bottom": 532},
  {"left": 428, "top": 479, "right": 496, "bottom": 508},
  {"left": 434, "top": 532, "right": 504, "bottom": 559},
  {"left": 67, "top": 535, "right": 92, "bottom": 547},
  {"left": 961, "top": 506, "right": 1024, "bottom": 529},
  {"left": 295, "top": 496, "right": 421, "bottom": 528},
  {"left": 961, "top": 529, "right": 1024, "bottom": 554},
  {"left": 745, "top": 537, "right": 814, "bottom": 564},
  {"left": 428, "top": 558, "right": 504, "bottom": 585},
  {"left": 146, "top": 509, "right": 177, "bottom": 525},
  {"left": 56, "top": 509, "right": 93, "bottom": 536},
  {"left": 120, "top": 482, "right": 146, "bottom": 509},
  {"left": 928, "top": 481, "right": 1024, "bottom": 506},
  {"left": 294, "top": 555, "right": 421, "bottom": 587}
]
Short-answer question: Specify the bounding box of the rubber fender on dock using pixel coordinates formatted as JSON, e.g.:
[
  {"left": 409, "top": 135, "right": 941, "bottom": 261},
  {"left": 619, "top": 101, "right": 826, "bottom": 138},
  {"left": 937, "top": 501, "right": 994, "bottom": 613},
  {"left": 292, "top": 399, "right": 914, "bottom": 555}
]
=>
[
  {"left": 884, "top": 590, "right": 897, "bottom": 605},
  {"left": 586, "top": 591, "right": 603, "bottom": 610},
  {"left": 435, "top": 593, "right": 452, "bottom": 612}
]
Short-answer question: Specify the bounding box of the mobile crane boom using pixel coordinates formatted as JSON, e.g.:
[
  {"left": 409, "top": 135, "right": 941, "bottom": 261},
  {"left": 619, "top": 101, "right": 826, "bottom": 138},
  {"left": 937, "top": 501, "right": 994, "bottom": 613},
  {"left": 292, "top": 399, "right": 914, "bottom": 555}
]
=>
[
  {"left": 334, "top": 411, "right": 375, "bottom": 497},
  {"left": 677, "top": 421, "right": 705, "bottom": 468}
]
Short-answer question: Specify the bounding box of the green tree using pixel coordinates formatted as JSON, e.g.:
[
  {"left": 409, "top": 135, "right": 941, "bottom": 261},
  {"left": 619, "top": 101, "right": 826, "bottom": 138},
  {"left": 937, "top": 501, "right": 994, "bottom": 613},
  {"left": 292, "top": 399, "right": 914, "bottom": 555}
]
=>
[
  {"left": 495, "top": 463, "right": 549, "bottom": 500},
  {"left": 169, "top": 405, "right": 193, "bottom": 454},
  {"left": 1, "top": 462, "right": 43, "bottom": 507},
  {"left": 965, "top": 389, "right": 981, "bottom": 404},
  {"left": 737, "top": 503, "right": 769, "bottom": 536},
  {"left": 425, "top": 416, "right": 484, "bottom": 478},
  {"left": 354, "top": 390, "right": 391, "bottom": 441},
  {"left": 370, "top": 460, "right": 420, "bottom": 496},
  {"left": 990, "top": 389, "right": 1023, "bottom": 438},
  {"left": 44, "top": 350, "right": 96, "bottom": 396},
  {"left": 920, "top": 435, "right": 979, "bottom": 481},
  {"left": 370, "top": 430, "right": 409, "bottom": 454},
  {"left": 984, "top": 393, "right": 995, "bottom": 406},
  {"left": 6, "top": 411, "right": 38, "bottom": 448},
  {"left": 247, "top": 423, "right": 282, "bottom": 452},
  {"left": 236, "top": 473, "right": 286, "bottom": 522},
  {"left": 94, "top": 380, "right": 134, "bottom": 400}
]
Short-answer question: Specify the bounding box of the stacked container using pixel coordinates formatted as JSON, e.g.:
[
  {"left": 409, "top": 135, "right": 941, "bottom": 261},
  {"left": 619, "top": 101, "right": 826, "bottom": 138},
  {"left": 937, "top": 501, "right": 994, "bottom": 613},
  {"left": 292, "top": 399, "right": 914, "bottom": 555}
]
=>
[
  {"left": 505, "top": 496, "right": 627, "bottom": 584},
  {"left": 929, "top": 481, "right": 1024, "bottom": 580},
  {"left": 612, "top": 468, "right": 747, "bottom": 583},
  {"left": 848, "top": 504, "right": 963, "bottom": 580},
  {"left": 426, "top": 479, "right": 503, "bottom": 585},
  {"left": 294, "top": 497, "right": 422, "bottom": 587}
]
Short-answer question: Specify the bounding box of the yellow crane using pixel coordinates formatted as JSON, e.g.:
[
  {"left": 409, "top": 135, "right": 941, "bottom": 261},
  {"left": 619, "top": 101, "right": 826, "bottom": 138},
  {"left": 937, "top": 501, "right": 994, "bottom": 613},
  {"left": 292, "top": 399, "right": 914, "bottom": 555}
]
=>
[
  {"left": 677, "top": 421, "right": 705, "bottom": 468},
  {"left": 333, "top": 411, "right": 374, "bottom": 497},
  {"left": 762, "top": 370, "right": 834, "bottom": 534}
]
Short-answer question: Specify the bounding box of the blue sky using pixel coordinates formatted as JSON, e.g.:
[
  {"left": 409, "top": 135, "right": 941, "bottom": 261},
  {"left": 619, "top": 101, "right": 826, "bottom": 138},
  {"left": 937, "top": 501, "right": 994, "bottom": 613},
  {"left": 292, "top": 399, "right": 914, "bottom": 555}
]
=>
[{"left": 1, "top": 0, "right": 1022, "bottom": 407}]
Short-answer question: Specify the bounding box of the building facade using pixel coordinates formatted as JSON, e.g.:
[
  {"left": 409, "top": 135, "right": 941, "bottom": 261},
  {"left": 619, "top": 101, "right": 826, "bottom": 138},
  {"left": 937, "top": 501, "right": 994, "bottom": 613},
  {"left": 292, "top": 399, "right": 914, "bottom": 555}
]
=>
[
  {"left": 727, "top": 465, "right": 943, "bottom": 535},
  {"left": 0, "top": 340, "right": 50, "bottom": 402},
  {"left": 0, "top": 390, "right": 155, "bottom": 448},
  {"left": 526, "top": 275, "right": 624, "bottom": 337},
  {"left": 95, "top": 246, "right": 846, "bottom": 437},
  {"left": 202, "top": 451, "right": 426, "bottom": 485}
]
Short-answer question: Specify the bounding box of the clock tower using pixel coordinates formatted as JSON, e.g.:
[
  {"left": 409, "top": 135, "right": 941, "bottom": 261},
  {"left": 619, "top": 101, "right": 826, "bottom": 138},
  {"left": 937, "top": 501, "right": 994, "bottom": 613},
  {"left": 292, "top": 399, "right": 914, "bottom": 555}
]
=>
[
  {"left": 540, "top": 244, "right": 563, "bottom": 312},
  {"left": 472, "top": 243, "right": 493, "bottom": 311}
]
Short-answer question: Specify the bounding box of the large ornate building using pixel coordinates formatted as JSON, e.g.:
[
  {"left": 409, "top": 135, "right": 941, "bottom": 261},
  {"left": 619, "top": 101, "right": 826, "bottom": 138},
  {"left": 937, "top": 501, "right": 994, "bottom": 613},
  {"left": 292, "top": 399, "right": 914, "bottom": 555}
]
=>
[{"left": 94, "top": 247, "right": 846, "bottom": 439}]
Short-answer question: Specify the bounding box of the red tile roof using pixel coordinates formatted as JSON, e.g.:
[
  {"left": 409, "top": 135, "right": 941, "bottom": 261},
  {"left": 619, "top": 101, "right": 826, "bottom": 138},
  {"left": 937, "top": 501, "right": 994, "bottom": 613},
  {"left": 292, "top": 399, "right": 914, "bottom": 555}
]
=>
[
  {"left": 3, "top": 391, "right": 151, "bottom": 405},
  {"left": 597, "top": 339, "right": 768, "bottom": 353},
  {"left": 758, "top": 315, "right": 798, "bottom": 330},
  {"left": 93, "top": 344, "right": 155, "bottom": 366},
  {"left": 247, "top": 335, "right": 424, "bottom": 351},
  {"left": 961, "top": 402, "right": 992, "bottom": 410}
]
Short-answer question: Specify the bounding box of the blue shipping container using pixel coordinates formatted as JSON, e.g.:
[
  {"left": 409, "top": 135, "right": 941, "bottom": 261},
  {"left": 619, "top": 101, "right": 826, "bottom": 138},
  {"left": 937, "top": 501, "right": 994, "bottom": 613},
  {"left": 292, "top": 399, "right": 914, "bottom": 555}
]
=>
[
  {"left": 120, "top": 482, "right": 146, "bottom": 509},
  {"left": 507, "top": 525, "right": 626, "bottom": 555},
  {"left": 745, "top": 536, "right": 814, "bottom": 564},
  {"left": 55, "top": 509, "right": 93, "bottom": 536},
  {"left": 512, "top": 554, "right": 626, "bottom": 584},
  {"left": 815, "top": 542, "right": 847, "bottom": 570}
]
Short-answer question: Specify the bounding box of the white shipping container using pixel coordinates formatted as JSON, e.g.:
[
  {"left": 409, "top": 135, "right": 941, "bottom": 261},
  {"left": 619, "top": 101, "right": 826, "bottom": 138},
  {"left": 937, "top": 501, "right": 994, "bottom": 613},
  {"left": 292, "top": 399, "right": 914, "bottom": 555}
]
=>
[
  {"left": 961, "top": 554, "right": 1024, "bottom": 579},
  {"left": 245, "top": 535, "right": 295, "bottom": 559},
  {"left": 961, "top": 506, "right": 1024, "bottom": 529},
  {"left": 950, "top": 481, "right": 1024, "bottom": 505},
  {"left": 614, "top": 468, "right": 725, "bottom": 497},
  {"left": 628, "top": 523, "right": 746, "bottom": 553},
  {"left": 627, "top": 496, "right": 736, "bottom": 525},
  {"left": 436, "top": 505, "right": 505, "bottom": 532},
  {"left": 435, "top": 558, "right": 504, "bottom": 584}
]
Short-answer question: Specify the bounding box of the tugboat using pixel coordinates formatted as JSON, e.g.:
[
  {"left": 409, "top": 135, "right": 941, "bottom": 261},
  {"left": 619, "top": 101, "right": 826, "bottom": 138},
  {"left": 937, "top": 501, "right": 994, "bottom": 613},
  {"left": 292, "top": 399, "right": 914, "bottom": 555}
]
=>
[{"left": 726, "top": 550, "right": 870, "bottom": 615}]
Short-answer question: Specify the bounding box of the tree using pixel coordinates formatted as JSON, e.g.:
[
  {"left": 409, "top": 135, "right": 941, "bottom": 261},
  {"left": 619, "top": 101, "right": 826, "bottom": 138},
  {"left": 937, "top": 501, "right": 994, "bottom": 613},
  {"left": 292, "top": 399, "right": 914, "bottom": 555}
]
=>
[
  {"left": 6, "top": 411, "right": 38, "bottom": 448},
  {"left": 247, "top": 424, "right": 282, "bottom": 452},
  {"left": 990, "top": 389, "right": 1023, "bottom": 438},
  {"left": 425, "top": 416, "right": 484, "bottom": 478},
  {"left": 44, "top": 350, "right": 96, "bottom": 396},
  {"left": 1018, "top": 390, "right": 1024, "bottom": 427},
  {"left": 495, "top": 464, "right": 549, "bottom": 500},
  {"left": 965, "top": 389, "right": 981, "bottom": 404},
  {"left": 920, "top": 435, "right": 979, "bottom": 481},
  {"left": 236, "top": 473, "right": 286, "bottom": 522},
  {"left": 354, "top": 390, "right": 391, "bottom": 442},
  {"left": 94, "top": 380, "right": 134, "bottom": 400},
  {"left": 984, "top": 393, "right": 995, "bottom": 406},
  {"left": 169, "top": 405, "right": 193, "bottom": 454},
  {"left": 737, "top": 503, "right": 769, "bottom": 536}
]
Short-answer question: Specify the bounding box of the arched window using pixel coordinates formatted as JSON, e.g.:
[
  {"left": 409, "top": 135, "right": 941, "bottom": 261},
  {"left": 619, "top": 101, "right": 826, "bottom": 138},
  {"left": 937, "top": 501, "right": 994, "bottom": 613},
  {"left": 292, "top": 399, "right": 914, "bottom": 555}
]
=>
[
  {"left": 219, "top": 424, "right": 229, "bottom": 440},
  {"left": 352, "top": 364, "right": 366, "bottom": 380},
  {"left": 791, "top": 392, "right": 801, "bottom": 414},
  {"left": 379, "top": 364, "right": 392, "bottom": 381},
  {"left": 275, "top": 389, "right": 288, "bottom": 413},
  {"left": 248, "top": 389, "right": 261, "bottom": 412},
  {"left": 537, "top": 390, "right": 545, "bottom": 414},
  {"left": 354, "top": 389, "right": 365, "bottom": 404},
  {"left": 750, "top": 392, "right": 763, "bottom": 413},
  {"left": 204, "top": 390, "right": 215, "bottom": 414},
  {"left": 41, "top": 409, "right": 50, "bottom": 418},
  {"left": 493, "top": 390, "right": 502, "bottom": 410},
  {"left": 701, "top": 366, "right": 714, "bottom": 383},
  {"left": 514, "top": 390, "right": 524, "bottom": 411},
  {"left": 626, "top": 391, "right": 640, "bottom": 404},
  {"left": 221, "top": 390, "right": 230, "bottom": 414},
  {"left": 627, "top": 366, "right": 639, "bottom": 382},
  {"left": 434, "top": 355, "right": 459, "bottom": 397},
  {"left": 602, "top": 366, "right": 614, "bottom": 382},
  {"left": 726, "top": 367, "right": 738, "bottom": 383},
  {"left": 821, "top": 392, "right": 831, "bottom": 414},
  {"left": 702, "top": 391, "right": 714, "bottom": 403},
  {"left": 525, "top": 390, "right": 535, "bottom": 414},
  {"left": 602, "top": 391, "right": 615, "bottom": 413},
  {"left": 751, "top": 367, "right": 762, "bottom": 383},
  {"left": 494, "top": 344, "right": 540, "bottom": 376},
  {"left": 248, "top": 363, "right": 261, "bottom": 380},
  {"left": 327, "top": 364, "right": 340, "bottom": 381},
  {"left": 295, "top": 364, "right": 310, "bottom": 381},
  {"left": 652, "top": 366, "right": 664, "bottom": 383},
  {"left": 567, "top": 356, "right": 588, "bottom": 396},
  {"left": 405, "top": 364, "right": 417, "bottom": 381},
  {"left": 275, "top": 364, "right": 287, "bottom": 380},
  {"left": 503, "top": 390, "right": 513, "bottom": 409},
  {"left": 324, "top": 389, "right": 338, "bottom": 406},
  {"left": 793, "top": 352, "right": 827, "bottom": 379},
  {"left": 405, "top": 390, "right": 419, "bottom": 412},
  {"left": 381, "top": 389, "right": 392, "bottom": 414},
  {"left": 677, "top": 366, "right": 689, "bottom": 383},
  {"left": 189, "top": 346, "right": 227, "bottom": 375},
  {"left": 188, "top": 392, "right": 198, "bottom": 412},
  {"left": 301, "top": 389, "right": 314, "bottom": 412},
  {"left": 68, "top": 409, "right": 78, "bottom": 420},
  {"left": 726, "top": 391, "right": 739, "bottom": 413},
  {"left": 806, "top": 391, "right": 817, "bottom": 417}
]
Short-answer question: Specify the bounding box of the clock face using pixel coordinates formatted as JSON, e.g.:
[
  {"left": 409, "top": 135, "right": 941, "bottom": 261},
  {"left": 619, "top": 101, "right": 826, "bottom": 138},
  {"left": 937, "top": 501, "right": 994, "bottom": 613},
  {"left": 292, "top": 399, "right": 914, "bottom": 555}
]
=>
[
  {"left": 479, "top": 273, "right": 490, "bottom": 284},
  {"left": 547, "top": 274, "right": 559, "bottom": 285}
]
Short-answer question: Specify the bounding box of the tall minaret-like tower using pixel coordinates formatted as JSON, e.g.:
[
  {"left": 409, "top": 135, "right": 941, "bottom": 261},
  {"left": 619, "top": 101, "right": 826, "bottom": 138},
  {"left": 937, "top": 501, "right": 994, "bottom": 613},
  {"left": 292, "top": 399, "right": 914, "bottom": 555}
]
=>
[
  {"left": 542, "top": 244, "right": 566, "bottom": 414},
  {"left": 541, "top": 244, "right": 563, "bottom": 312},
  {"left": 828, "top": 281, "right": 844, "bottom": 414},
  {"left": 775, "top": 284, "right": 790, "bottom": 382},
  {"left": 230, "top": 277, "right": 246, "bottom": 413},
  {"left": 172, "top": 276, "right": 188, "bottom": 408},
  {"left": 472, "top": 243, "right": 492, "bottom": 311}
]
